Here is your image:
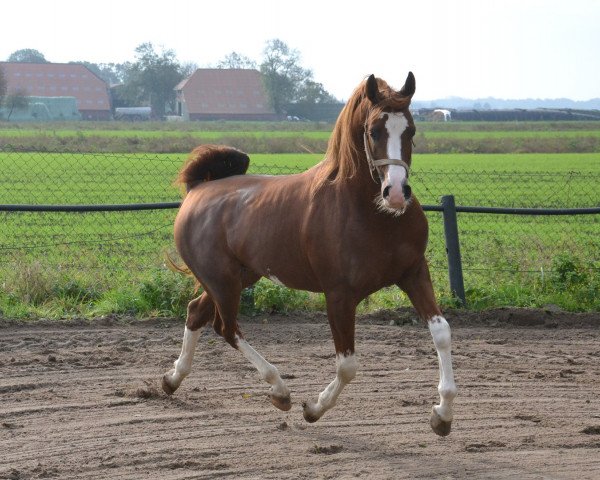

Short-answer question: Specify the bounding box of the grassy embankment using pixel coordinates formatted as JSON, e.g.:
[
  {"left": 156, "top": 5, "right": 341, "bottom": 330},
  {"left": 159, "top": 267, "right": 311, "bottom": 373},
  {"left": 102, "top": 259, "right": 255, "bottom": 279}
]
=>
[{"left": 1, "top": 120, "right": 599, "bottom": 153}]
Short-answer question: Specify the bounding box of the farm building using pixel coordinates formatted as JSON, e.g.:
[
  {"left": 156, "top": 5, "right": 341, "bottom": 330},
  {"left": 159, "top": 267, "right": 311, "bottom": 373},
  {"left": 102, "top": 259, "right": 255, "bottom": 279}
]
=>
[
  {"left": 0, "top": 62, "right": 111, "bottom": 120},
  {"left": 174, "top": 69, "right": 278, "bottom": 121}
]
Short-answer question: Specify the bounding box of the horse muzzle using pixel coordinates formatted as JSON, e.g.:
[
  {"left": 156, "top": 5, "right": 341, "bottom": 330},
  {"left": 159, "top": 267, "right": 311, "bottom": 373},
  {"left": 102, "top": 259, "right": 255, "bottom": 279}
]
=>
[{"left": 381, "top": 165, "right": 411, "bottom": 213}]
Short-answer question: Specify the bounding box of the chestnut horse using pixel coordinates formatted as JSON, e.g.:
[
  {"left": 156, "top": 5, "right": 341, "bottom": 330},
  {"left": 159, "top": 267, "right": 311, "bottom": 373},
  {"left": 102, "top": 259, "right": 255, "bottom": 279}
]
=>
[{"left": 162, "top": 73, "right": 457, "bottom": 436}]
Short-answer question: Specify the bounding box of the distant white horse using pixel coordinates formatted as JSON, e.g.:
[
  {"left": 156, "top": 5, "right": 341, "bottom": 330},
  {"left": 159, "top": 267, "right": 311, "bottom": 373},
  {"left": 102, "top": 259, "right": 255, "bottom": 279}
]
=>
[{"left": 433, "top": 109, "right": 452, "bottom": 121}]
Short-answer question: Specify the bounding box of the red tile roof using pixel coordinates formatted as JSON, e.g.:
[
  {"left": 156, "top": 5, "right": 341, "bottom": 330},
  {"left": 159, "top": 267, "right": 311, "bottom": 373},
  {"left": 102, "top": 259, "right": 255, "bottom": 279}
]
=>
[
  {"left": 0, "top": 62, "right": 111, "bottom": 112},
  {"left": 176, "top": 69, "right": 274, "bottom": 116}
]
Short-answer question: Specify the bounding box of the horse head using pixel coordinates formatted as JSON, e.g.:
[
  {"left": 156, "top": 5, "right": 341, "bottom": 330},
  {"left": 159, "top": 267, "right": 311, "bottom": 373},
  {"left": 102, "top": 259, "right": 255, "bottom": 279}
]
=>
[{"left": 363, "top": 72, "right": 416, "bottom": 215}]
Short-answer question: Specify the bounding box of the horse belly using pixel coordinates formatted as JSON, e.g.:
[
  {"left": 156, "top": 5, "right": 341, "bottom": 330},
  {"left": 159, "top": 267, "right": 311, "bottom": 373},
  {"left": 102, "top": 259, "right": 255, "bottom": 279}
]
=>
[
  {"left": 238, "top": 236, "right": 320, "bottom": 292},
  {"left": 231, "top": 215, "right": 318, "bottom": 291}
]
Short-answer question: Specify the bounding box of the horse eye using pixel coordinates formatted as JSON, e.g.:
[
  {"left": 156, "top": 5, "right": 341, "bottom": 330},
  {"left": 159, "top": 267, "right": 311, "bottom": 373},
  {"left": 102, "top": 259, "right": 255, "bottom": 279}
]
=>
[
  {"left": 405, "top": 126, "right": 416, "bottom": 138},
  {"left": 369, "top": 129, "right": 379, "bottom": 141}
]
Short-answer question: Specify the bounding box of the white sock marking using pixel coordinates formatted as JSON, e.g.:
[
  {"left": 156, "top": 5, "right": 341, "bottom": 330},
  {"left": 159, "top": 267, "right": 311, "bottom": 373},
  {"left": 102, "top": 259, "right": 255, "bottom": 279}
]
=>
[
  {"left": 310, "top": 353, "right": 357, "bottom": 417},
  {"left": 171, "top": 326, "right": 201, "bottom": 385},
  {"left": 235, "top": 335, "right": 289, "bottom": 399},
  {"left": 428, "top": 316, "right": 457, "bottom": 422}
]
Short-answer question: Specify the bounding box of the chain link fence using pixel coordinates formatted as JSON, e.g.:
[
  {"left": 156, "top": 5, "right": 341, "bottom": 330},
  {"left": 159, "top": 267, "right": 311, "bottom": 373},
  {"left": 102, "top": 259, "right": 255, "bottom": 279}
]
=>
[
  {"left": 409, "top": 168, "right": 599, "bottom": 271},
  {"left": 1, "top": 147, "right": 599, "bottom": 310}
]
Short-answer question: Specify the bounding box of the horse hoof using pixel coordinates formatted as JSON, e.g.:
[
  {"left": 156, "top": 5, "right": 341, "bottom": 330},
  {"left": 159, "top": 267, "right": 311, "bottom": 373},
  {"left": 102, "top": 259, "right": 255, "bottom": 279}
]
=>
[
  {"left": 161, "top": 370, "right": 178, "bottom": 395},
  {"left": 302, "top": 401, "right": 321, "bottom": 423},
  {"left": 430, "top": 408, "right": 452, "bottom": 437},
  {"left": 270, "top": 393, "right": 292, "bottom": 411}
]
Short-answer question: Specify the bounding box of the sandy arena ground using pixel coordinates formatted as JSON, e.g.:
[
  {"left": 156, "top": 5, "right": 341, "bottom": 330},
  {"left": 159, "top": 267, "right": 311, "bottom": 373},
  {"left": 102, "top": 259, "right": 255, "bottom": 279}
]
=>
[{"left": 1, "top": 308, "right": 599, "bottom": 479}]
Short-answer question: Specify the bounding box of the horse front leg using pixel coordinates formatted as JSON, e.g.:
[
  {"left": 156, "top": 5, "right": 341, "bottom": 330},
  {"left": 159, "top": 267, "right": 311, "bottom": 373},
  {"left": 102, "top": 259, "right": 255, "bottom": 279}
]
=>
[
  {"left": 427, "top": 315, "right": 456, "bottom": 436},
  {"left": 303, "top": 294, "right": 358, "bottom": 423},
  {"left": 398, "top": 259, "right": 457, "bottom": 437}
]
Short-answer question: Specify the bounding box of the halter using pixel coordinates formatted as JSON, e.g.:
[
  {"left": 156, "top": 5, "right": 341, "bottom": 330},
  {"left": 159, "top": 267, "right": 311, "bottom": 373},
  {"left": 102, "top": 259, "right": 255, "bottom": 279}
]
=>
[{"left": 363, "top": 123, "right": 411, "bottom": 184}]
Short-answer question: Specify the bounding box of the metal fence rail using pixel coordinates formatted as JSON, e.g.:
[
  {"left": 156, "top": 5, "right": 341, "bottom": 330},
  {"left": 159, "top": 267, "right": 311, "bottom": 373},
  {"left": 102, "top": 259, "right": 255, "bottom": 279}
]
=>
[{"left": 436, "top": 195, "right": 600, "bottom": 305}]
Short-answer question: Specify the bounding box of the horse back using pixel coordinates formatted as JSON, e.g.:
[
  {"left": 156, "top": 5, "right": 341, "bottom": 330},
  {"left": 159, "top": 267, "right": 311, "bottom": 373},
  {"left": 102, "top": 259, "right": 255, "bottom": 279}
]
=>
[{"left": 175, "top": 172, "right": 321, "bottom": 290}]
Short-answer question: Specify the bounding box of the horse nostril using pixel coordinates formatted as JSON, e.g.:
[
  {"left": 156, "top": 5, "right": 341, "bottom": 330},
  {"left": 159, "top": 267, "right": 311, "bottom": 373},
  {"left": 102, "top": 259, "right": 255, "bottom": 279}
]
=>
[
  {"left": 382, "top": 185, "right": 391, "bottom": 198},
  {"left": 402, "top": 184, "right": 412, "bottom": 200}
]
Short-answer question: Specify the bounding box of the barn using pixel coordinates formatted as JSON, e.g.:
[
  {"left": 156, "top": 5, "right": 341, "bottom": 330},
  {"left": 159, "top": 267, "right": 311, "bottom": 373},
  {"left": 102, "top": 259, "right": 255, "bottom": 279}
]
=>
[
  {"left": 0, "top": 62, "right": 111, "bottom": 120},
  {"left": 174, "top": 69, "right": 278, "bottom": 121}
]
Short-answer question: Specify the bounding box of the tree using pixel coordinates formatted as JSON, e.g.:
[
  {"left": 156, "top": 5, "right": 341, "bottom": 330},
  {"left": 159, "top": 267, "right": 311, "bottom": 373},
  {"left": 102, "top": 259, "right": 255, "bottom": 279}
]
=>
[
  {"left": 4, "top": 89, "right": 29, "bottom": 121},
  {"left": 0, "top": 67, "right": 6, "bottom": 121},
  {"left": 295, "top": 79, "right": 338, "bottom": 104},
  {"left": 260, "top": 39, "right": 338, "bottom": 114},
  {"left": 122, "top": 43, "right": 184, "bottom": 118},
  {"left": 70, "top": 61, "right": 128, "bottom": 85},
  {"left": 260, "top": 39, "right": 311, "bottom": 114},
  {"left": 7, "top": 48, "right": 48, "bottom": 63},
  {"left": 0, "top": 66, "right": 6, "bottom": 102},
  {"left": 217, "top": 52, "right": 256, "bottom": 69},
  {"left": 180, "top": 61, "right": 199, "bottom": 79}
]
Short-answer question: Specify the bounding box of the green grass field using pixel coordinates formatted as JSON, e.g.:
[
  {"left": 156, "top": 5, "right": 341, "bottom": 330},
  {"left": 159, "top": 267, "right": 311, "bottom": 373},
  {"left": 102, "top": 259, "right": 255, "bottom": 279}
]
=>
[
  {"left": 1, "top": 123, "right": 599, "bottom": 318},
  {"left": 2, "top": 151, "right": 596, "bottom": 205}
]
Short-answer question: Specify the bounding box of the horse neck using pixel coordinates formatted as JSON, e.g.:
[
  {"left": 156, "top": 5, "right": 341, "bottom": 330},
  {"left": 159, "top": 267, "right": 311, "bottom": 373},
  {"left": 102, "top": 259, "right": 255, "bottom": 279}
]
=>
[
  {"left": 328, "top": 138, "right": 380, "bottom": 204},
  {"left": 313, "top": 100, "right": 381, "bottom": 202},
  {"left": 345, "top": 121, "right": 380, "bottom": 195},
  {"left": 347, "top": 157, "right": 381, "bottom": 201}
]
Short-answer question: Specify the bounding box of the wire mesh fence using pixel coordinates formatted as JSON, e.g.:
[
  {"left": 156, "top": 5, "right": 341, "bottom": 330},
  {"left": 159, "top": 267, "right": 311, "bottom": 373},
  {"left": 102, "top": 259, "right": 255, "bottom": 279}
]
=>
[
  {"left": 408, "top": 169, "right": 600, "bottom": 276},
  {"left": 1, "top": 147, "right": 599, "bottom": 309}
]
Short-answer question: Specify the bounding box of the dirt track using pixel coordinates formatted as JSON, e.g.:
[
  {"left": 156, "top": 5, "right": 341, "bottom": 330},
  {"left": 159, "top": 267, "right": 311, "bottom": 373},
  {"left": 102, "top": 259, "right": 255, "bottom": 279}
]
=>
[{"left": 1, "top": 308, "right": 600, "bottom": 480}]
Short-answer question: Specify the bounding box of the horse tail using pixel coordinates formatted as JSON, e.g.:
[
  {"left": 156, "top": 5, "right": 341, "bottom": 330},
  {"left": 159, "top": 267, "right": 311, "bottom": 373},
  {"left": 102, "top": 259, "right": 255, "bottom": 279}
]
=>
[
  {"left": 165, "top": 253, "right": 203, "bottom": 294},
  {"left": 176, "top": 144, "right": 250, "bottom": 192},
  {"left": 170, "top": 145, "right": 249, "bottom": 291}
]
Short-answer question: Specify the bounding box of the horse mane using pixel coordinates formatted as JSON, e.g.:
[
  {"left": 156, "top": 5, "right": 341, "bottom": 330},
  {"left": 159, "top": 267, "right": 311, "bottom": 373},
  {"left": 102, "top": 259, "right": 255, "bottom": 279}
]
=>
[
  {"left": 312, "top": 77, "right": 412, "bottom": 194},
  {"left": 177, "top": 144, "right": 250, "bottom": 192}
]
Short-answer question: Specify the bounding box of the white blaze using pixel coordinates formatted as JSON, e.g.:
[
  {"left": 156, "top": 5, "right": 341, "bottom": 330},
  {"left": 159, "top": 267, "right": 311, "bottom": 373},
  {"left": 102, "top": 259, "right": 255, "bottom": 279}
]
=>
[
  {"left": 380, "top": 112, "right": 409, "bottom": 207},
  {"left": 383, "top": 112, "right": 408, "bottom": 161},
  {"left": 382, "top": 112, "right": 408, "bottom": 159}
]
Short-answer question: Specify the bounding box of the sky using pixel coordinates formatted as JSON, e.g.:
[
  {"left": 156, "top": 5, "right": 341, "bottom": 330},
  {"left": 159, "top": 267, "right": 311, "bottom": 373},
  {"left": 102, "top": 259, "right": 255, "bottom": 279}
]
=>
[{"left": 1, "top": 0, "right": 599, "bottom": 102}]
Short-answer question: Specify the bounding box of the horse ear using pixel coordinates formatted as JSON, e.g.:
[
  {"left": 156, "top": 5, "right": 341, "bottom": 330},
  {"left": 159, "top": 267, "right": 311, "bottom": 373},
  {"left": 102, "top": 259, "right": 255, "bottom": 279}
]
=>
[
  {"left": 366, "top": 74, "right": 379, "bottom": 104},
  {"left": 399, "top": 71, "right": 416, "bottom": 98}
]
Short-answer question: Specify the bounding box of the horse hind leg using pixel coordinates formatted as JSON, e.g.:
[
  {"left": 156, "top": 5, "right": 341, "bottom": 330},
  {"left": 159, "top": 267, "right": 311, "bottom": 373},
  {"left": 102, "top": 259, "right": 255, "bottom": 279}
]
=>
[
  {"left": 398, "top": 259, "right": 457, "bottom": 437},
  {"left": 162, "top": 292, "right": 215, "bottom": 395},
  {"left": 209, "top": 271, "right": 292, "bottom": 411},
  {"left": 233, "top": 333, "right": 292, "bottom": 411}
]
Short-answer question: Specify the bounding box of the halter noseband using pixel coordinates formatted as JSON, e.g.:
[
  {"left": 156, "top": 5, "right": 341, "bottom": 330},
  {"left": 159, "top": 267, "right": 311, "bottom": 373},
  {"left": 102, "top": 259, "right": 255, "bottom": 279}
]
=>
[{"left": 363, "top": 125, "right": 410, "bottom": 184}]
